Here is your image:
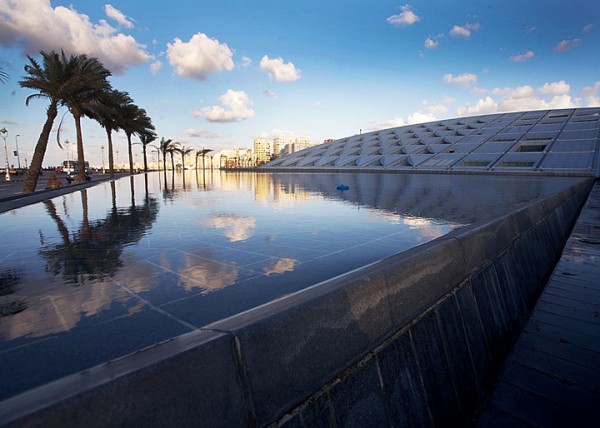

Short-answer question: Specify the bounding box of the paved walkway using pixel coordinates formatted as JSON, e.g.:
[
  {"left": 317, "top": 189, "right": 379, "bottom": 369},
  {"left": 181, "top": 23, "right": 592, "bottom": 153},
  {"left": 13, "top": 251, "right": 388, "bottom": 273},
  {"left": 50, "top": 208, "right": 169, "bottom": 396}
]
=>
[
  {"left": 0, "top": 172, "right": 121, "bottom": 213},
  {"left": 476, "top": 183, "right": 600, "bottom": 427}
]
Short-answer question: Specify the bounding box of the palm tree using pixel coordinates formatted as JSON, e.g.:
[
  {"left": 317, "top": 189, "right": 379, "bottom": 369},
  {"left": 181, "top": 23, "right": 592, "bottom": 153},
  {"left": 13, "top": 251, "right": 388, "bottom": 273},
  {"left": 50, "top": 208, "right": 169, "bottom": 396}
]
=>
[
  {"left": 167, "top": 142, "right": 180, "bottom": 171},
  {"left": 195, "top": 148, "right": 213, "bottom": 170},
  {"left": 0, "top": 66, "right": 8, "bottom": 84},
  {"left": 60, "top": 54, "right": 111, "bottom": 183},
  {"left": 118, "top": 103, "right": 154, "bottom": 174},
  {"left": 177, "top": 145, "right": 194, "bottom": 170},
  {"left": 139, "top": 130, "right": 157, "bottom": 172},
  {"left": 159, "top": 137, "right": 173, "bottom": 171},
  {"left": 19, "top": 51, "right": 89, "bottom": 193},
  {"left": 83, "top": 89, "right": 132, "bottom": 178}
]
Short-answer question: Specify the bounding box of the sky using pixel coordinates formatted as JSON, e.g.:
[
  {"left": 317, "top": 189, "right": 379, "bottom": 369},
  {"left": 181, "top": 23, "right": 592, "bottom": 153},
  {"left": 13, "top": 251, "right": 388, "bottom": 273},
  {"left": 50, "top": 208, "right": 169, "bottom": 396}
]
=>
[{"left": 0, "top": 0, "right": 599, "bottom": 168}]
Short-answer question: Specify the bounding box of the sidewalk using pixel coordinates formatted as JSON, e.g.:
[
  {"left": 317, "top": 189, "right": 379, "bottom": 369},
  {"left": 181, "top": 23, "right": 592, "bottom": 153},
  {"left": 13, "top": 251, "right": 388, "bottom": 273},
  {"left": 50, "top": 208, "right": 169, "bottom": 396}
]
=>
[
  {"left": 0, "top": 172, "right": 119, "bottom": 213},
  {"left": 476, "top": 183, "right": 600, "bottom": 427}
]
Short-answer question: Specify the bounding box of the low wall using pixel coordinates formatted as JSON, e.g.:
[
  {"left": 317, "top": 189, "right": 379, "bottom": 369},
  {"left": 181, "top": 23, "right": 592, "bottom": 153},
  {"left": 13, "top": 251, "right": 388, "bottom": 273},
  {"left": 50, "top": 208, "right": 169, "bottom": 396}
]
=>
[{"left": 1, "top": 178, "right": 592, "bottom": 427}]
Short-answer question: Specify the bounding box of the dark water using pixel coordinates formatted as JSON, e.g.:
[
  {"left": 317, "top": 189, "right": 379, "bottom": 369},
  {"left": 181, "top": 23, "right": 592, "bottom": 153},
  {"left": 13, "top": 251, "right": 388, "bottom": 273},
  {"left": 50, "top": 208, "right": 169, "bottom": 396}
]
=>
[{"left": 0, "top": 171, "right": 583, "bottom": 400}]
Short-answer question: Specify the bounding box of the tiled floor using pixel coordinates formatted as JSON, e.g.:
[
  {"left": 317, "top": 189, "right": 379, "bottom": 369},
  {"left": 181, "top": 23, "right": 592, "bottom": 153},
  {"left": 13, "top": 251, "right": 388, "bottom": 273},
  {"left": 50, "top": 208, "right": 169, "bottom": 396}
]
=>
[{"left": 476, "top": 183, "right": 600, "bottom": 427}]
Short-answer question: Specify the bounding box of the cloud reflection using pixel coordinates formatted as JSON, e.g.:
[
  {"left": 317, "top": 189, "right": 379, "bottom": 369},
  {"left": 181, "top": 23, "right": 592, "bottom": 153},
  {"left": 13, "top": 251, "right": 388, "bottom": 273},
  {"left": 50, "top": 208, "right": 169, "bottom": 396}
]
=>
[
  {"left": 263, "top": 258, "right": 297, "bottom": 276},
  {"left": 199, "top": 213, "right": 256, "bottom": 242}
]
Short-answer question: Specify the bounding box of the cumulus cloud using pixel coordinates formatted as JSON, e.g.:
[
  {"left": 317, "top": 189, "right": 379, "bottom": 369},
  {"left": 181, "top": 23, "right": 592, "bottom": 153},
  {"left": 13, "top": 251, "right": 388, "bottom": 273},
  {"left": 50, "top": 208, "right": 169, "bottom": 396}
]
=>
[
  {"left": 386, "top": 4, "right": 421, "bottom": 26},
  {"left": 456, "top": 80, "right": 587, "bottom": 116},
  {"left": 509, "top": 50, "right": 534, "bottom": 62},
  {"left": 554, "top": 38, "right": 581, "bottom": 53},
  {"left": 186, "top": 128, "right": 219, "bottom": 138},
  {"left": 449, "top": 22, "right": 481, "bottom": 38},
  {"left": 260, "top": 55, "right": 301, "bottom": 82},
  {"left": 443, "top": 73, "right": 477, "bottom": 86},
  {"left": 167, "top": 32, "right": 234, "bottom": 80},
  {"left": 105, "top": 4, "right": 133, "bottom": 28},
  {"left": 582, "top": 82, "right": 600, "bottom": 105},
  {"left": 0, "top": 0, "right": 150, "bottom": 74},
  {"left": 424, "top": 37, "right": 439, "bottom": 49},
  {"left": 193, "top": 90, "right": 255, "bottom": 123},
  {"left": 150, "top": 60, "right": 162, "bottom": 75},
  {"left": 539, "top": 80, "right": 570, "bottom": 96}
]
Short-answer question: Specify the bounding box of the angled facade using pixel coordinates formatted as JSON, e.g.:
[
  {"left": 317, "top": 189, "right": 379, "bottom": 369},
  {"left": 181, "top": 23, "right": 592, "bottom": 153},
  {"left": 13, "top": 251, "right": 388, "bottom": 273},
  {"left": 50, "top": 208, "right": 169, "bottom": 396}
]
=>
[{"left": 264, "top": 108, "right": 600, "bottom": 177}]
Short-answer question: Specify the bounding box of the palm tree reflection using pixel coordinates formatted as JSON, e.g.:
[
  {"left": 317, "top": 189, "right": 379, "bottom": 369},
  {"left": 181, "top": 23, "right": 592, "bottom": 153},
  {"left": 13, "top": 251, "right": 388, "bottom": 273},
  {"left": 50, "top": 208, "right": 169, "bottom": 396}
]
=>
[{"left": 40, "top": 184, "right": 159, "bottom": 286}]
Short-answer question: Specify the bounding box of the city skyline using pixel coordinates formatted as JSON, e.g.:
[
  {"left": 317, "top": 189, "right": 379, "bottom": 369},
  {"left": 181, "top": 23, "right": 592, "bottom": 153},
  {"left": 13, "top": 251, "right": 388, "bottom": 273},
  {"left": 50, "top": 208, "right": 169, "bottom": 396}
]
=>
[{"left": 0, "top": 0, "right": 599, "bottom": 167}]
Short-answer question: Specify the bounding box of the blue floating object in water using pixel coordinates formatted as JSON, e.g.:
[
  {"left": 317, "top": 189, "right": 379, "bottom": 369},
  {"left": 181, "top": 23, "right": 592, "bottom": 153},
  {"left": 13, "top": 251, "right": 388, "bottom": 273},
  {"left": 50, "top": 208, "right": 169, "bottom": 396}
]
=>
[{"left": 336, "top": 184, "right": 350, "bottom": 191}]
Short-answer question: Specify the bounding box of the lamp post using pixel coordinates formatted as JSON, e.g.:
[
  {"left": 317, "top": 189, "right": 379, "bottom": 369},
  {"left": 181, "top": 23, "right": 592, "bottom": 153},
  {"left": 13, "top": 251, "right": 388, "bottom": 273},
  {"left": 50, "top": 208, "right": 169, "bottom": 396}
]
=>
[
  {"left": 1, "top": 127, "right": 9, "bottom": 181},
  {"left": 101, "top": 145, "right": 105, "bottom": 174},
  {"left": 15, "top": 134, "right": 21, "bottom": 169},
  {"left": 149, "top": 144, "right": 160, "bottom": 170},
  {"left": 65, "top": 139, "right": 71, "bottom": 173}
]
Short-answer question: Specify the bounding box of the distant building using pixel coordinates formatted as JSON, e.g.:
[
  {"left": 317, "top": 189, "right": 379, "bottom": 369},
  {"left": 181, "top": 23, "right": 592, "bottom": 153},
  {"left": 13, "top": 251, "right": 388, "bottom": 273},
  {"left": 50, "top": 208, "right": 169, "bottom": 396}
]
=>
[
  {"left": 254, "top": 138, "right": 271, "bottom": 165},
  {"left": 278, "top": 137, "right": 312, "bottom": 157}
]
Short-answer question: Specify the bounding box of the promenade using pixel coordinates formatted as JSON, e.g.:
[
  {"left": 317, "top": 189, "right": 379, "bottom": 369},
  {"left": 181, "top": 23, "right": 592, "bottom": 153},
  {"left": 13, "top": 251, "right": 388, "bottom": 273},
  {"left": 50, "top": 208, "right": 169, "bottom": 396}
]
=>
[{"left": 476, "top": 182, "right": 600, "bottom": 426}]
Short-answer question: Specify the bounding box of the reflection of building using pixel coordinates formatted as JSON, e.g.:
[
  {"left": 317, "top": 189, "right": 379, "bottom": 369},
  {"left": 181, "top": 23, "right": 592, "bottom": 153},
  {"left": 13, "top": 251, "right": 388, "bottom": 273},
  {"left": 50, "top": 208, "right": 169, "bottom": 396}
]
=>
[
  {"left": 254, "top": 138, "right": 271, "bottom": 165},
  {"left": 255, "top": 172, "right": 271, "bottom": 201}
]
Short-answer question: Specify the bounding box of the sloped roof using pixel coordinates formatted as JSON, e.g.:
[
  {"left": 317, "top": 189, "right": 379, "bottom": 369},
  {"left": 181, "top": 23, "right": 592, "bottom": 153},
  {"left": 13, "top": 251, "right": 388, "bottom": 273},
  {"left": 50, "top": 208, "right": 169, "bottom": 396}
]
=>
[{"left": 263, "top": 108, "right": 600, "bottom": 176}]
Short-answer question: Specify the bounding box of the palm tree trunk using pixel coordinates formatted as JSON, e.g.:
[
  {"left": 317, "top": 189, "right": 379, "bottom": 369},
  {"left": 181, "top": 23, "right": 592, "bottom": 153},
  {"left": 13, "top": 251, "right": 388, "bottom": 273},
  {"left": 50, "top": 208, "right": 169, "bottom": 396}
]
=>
[
  {"left": 143, "top": 145, "right": 148, "bottom": 172},
  {"left": 106, "top": 127, "right": 115, "bottom": 178},
  {"left": 170, "top": 152, "right": 175, "bottom": 171},
  {"left": 23, "top": 101, "right": 58, "bottom": 193},
  {"left": 127, "top": 132, "right": 134, "bottom": 174},
  {"left": 73, "top": 109, "right": 86, "bottom": 184}
]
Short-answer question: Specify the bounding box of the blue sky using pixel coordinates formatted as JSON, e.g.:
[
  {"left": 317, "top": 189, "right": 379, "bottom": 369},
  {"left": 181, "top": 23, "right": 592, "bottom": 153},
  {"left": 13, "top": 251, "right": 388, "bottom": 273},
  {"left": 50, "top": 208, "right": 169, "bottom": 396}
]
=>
[{"left": 0, "top": 0, "right": 599, "bottom": 167}]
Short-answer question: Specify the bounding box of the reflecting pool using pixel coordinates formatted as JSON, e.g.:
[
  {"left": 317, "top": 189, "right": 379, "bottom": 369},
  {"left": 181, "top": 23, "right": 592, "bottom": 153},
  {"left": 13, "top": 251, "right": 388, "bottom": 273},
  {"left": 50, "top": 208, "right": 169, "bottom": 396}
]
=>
[{"left": 0, "top": 171, "right": 583, "bottom": 400}]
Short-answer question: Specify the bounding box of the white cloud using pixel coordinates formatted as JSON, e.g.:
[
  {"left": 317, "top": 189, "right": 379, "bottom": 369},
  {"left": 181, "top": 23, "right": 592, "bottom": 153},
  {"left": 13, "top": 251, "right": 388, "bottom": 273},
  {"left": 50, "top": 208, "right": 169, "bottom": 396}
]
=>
[
  {"left": 509, "top": 50, "right": 534, "bottom": 62},
  {"left": 386, "top": 4, "right": 421, "bottom": 26},
  {"left": 582, "top": 82, "right": 600, "bottom": 97},
  {"left": 193, "top": 90, "right": 255, "bottom": 123},
  {"left": 449, "top": 22, "right": 480, "bottom": 38},
  {"left": 260, "top": 55, "right": 301, "bottom": 82},
  {"left": 582, "top": 82, "right": 600, "bottom": 106},
  {"left": 457, "top": 80, "right": 583, "bottom": 116},
  {"left": 0, "top": 0, "right": 150, "bottom": 74},
  {"left": 539, "top": 80, "right": 570, "bottom": 96},
  {"left": 369, "top": 97, "right": 453, "bottom": 130},
  {"left": 186, "top": 128, "right": 220, "bottom": 138},
  {"left": 240, "top": 56, "right": 252, "bottom": 67},
  {"left": 492, "top": 85, "right": 535, "bottom": 98},
  {"left": 150, "top": 60, "right": 162, "bottom": 75},
  {"left": 443, "top": 73, "right": 477, "bottom": 86},
  {"left": 167, "top": 33, "right": 234, "bottom": 80},
  {"left": 554, "top": 38, "right": 581, "bottom": 53},
  {"left": 105, "top": 4, "right": 133, "bottom": 29},
  {"left": 424, "top": 38, "right": 439, "bottom": 49},
  {"left": 583, "top": 24, "right": 593, "bottom": 32},
  {"left": 263, "top": 89, "right": 277, "bottom": 98}
]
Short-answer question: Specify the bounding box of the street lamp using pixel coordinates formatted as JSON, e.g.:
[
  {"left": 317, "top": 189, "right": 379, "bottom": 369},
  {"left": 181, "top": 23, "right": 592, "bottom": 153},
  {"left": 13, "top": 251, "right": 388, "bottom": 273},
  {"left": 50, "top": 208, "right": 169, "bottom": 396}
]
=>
[
  {"left": 15, "top": 134, "right": 21, "bottom": 170},
  {"left": 101, "top": 145, "right": 105, "bottom": 174},
  {"left": 1, "top": 127, "right": 9, "bottom": 181},
  {"left": 149, "top": 144, "right": 161, "bottom": 170}
]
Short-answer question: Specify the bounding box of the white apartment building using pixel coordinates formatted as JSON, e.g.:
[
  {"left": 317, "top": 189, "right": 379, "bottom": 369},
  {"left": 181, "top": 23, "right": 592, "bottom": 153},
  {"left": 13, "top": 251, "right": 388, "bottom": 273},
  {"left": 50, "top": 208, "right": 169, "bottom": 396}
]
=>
[{"left": 254, "top": 138, "right": 271, "bottom": 165}]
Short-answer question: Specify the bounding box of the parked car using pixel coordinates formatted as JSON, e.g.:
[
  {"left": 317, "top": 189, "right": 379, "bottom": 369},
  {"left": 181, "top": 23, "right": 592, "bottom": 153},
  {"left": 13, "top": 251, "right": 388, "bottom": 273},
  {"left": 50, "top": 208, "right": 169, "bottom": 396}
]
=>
[{"left": 66, "top": 171, "right": 92, "bottom": 183}]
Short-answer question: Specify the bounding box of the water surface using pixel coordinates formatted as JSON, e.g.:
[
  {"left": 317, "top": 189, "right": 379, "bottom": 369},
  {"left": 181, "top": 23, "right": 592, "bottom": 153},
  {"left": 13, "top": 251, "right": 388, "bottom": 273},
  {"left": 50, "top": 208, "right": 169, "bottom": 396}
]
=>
[{"left": 0, "top": 171, "right": 582, "bottom": 400}]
